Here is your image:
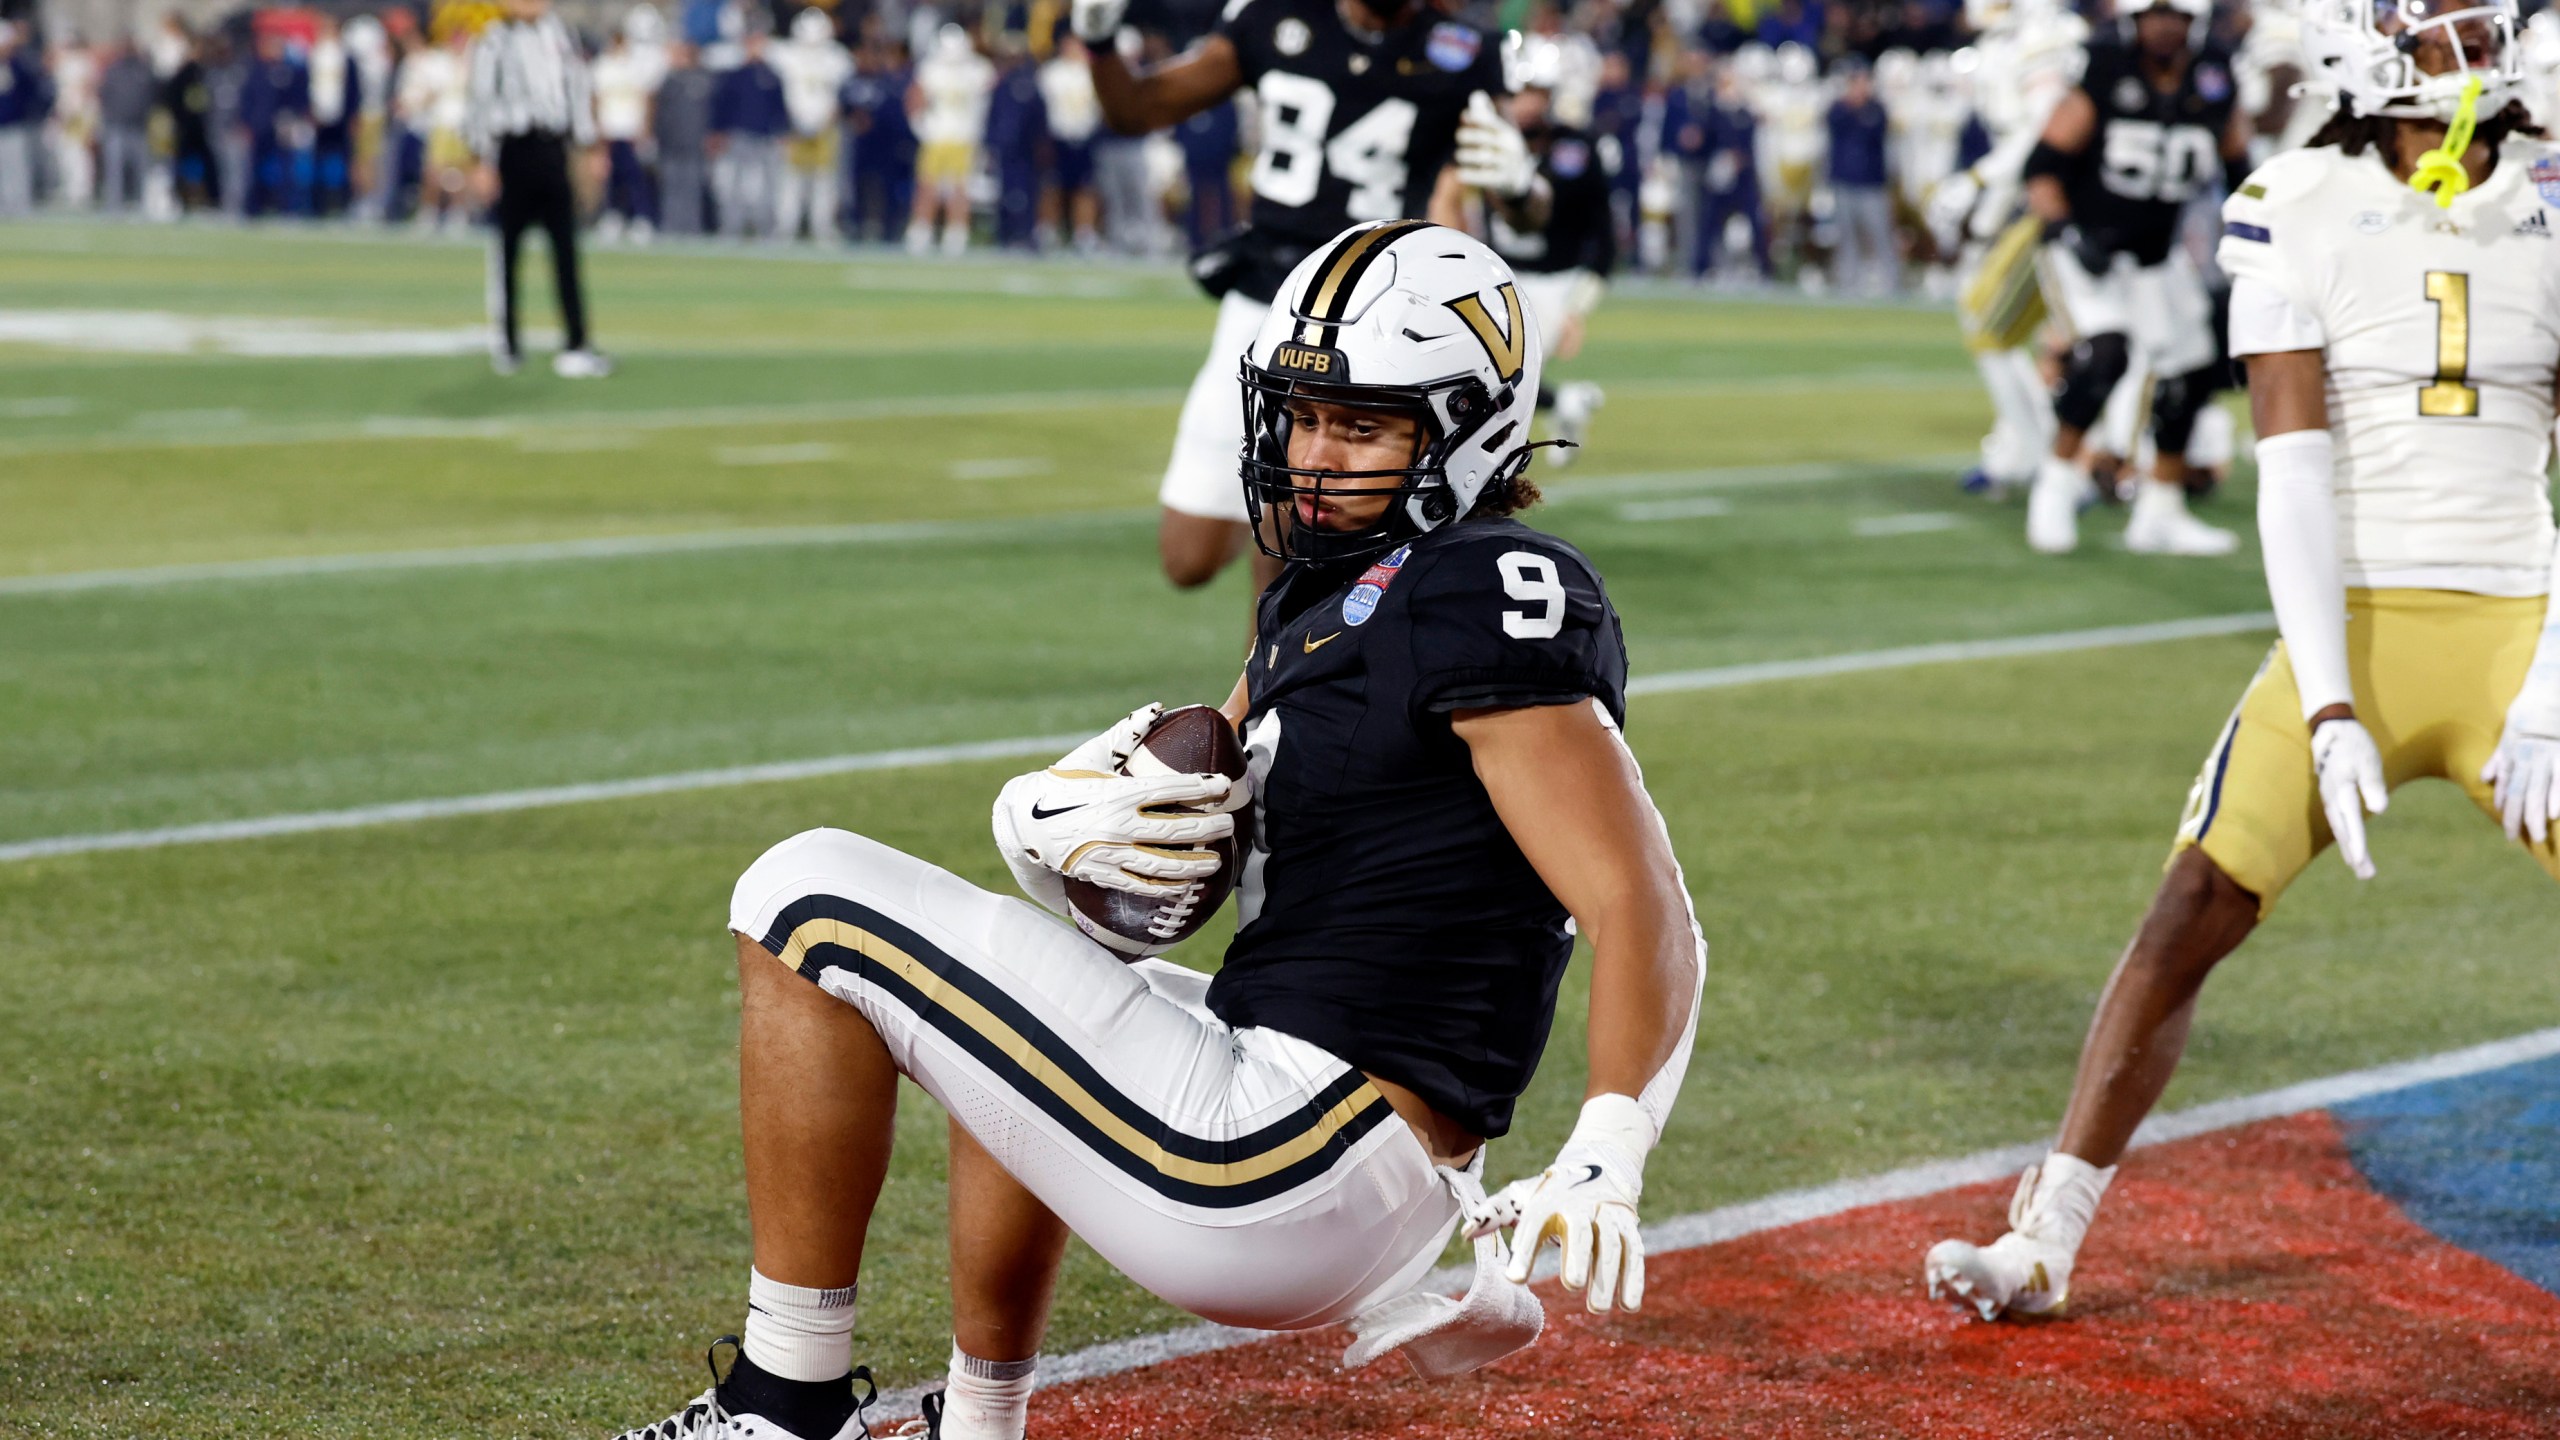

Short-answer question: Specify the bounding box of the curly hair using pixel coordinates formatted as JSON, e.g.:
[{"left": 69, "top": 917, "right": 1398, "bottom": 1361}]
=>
[
  {"left": 1466, "top": 462, "right": 1544, "bottom": 518},
  {"left": 2306, "top": 98, "right": 2545, "bottom": 156}
]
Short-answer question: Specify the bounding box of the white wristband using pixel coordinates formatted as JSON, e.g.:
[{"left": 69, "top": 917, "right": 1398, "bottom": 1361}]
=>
[{"left": 1567, "top": 1092, "right": 1656, "bottom": 1164}]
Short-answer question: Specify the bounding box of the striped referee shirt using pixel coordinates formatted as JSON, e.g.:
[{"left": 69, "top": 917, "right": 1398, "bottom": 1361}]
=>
[{"left": 464, "top": 13, "right": 597, "bottom": 157}]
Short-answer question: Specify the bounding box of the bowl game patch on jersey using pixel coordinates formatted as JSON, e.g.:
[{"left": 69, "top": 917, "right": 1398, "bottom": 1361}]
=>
[
  {"left": 1426, "top": 23, "right": 1481, "bottom": 72},
  {"left": 2533, "top": 154, "right": 2560, "bottom": 207},
  {"left": 1342, "top": 543, "right": 1412, "bottom": 626}
]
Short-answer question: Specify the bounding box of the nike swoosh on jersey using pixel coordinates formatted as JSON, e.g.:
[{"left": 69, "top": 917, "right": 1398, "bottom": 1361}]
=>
[
  {"left": 1572, "top": 1164, "right": 1604, "bottom": 1185},
  {"left": 1303, "top": 631, "right": 1343, "bottom": 653},
  {"left": 1028, "top": 802, "right": 1087, "bottom": 820}
]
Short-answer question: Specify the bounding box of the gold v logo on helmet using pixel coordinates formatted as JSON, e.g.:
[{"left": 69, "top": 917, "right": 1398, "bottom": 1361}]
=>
[{"left": 1446, "top": 284, "right": 1526, "bottom": 384}]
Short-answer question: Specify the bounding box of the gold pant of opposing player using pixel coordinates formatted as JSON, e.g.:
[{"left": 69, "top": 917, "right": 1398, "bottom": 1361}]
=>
[{"left": 2175, "top": 587, "right": 2560, "bottom": 911}]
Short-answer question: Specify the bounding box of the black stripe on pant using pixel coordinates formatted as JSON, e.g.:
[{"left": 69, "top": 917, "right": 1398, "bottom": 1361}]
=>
[{"left": 490, "top": 131, "right": 587, "bottom": 357}]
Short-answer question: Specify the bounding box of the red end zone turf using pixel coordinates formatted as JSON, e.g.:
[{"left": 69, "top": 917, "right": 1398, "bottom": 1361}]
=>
[{"left": 1035, "top": 1113, "right": 2560, "bottom": 1438}]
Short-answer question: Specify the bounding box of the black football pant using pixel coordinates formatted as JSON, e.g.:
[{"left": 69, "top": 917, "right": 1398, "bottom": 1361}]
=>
[{"left": 489, "top": 131, "right": 588, "bottom": 357}]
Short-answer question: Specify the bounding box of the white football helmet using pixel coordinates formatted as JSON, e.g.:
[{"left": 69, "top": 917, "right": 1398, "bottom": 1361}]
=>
[
  {"left": 2302, "top": 0, "right": 2524, "bottom": 119},
  {"left": 1240, "top": 222, "right": 1545, "bottom": 564}
]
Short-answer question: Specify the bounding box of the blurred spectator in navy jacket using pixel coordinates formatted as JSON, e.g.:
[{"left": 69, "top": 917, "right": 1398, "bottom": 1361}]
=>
[
  {"left": 238, "top": 29, "right": 309, "bottom": 216},
  {"left": 843, "top": 28, "right": 914, "bottom": 241},
  {"left": 1825, "top": 61, "right": 1893, "bottom": 293},
  {"left": 1587, "top": 47, "right": 1642, "bottom": 253},
  {"left": 1757, "top": 0, "right": 1824, "bottom": 50},
  {"left": 1175, "top": 95, "right": 1237, "bottom": 250},
  {"left": 713, "top": 29, "right": 790, "bottom": 237},
  {"left": 983, "top": 38, "right": 1046, "bottom": 249},
  {"left": 0, "top": 21, "right": 51, "bottom": 215}
]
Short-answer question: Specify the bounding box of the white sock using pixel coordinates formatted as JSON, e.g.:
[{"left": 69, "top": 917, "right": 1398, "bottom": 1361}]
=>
[
  {"left": 937, "top": 1345, "right": 1035, "bottom": 1440},
  {"left": 2014, "top": 1152, "right": 2117, "bottom": 1253},
  {"left": 742, "top": 1268, "right": 857, "bottom": 1383}
]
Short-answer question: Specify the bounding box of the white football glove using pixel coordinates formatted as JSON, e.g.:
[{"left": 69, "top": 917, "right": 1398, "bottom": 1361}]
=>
[
  {"left": 2482, "top": 718, "right": 2560, "bottom": 844},
  {"left": 992, "top": 704, "right": 1245, "bottom": 903},
  {"left": 2311, "top": 716, "right": 2390, "bottom": 879},
  {"left": 1455, "top": 91, "right": 1537, "bottom": 198},
  {"left": 1471, "top": 1095, "right": 1649, "bottom": 1313},
  {"left": 1069, "top": 0, "right": 1127, "bottom": 45},
  {"left": 1923, "top": 168, "right": 1980, "bottom": 254}
]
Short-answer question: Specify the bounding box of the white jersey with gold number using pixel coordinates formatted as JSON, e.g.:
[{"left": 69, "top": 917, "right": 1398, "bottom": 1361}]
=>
[{"left": 2220, "top": 141, "right": 2560, "bottom": 596}]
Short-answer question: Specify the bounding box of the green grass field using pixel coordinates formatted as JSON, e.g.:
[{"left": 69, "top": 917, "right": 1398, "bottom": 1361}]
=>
[{"left": 4, "top": 221, "right": 2557, "bottom": 1439}]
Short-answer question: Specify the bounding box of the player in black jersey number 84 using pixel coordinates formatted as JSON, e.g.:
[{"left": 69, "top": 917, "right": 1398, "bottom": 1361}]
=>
[
  {"left": 603, "top": 224, "right": 1705, "bottom": 1440},
  {"left": 1074, "top": 0, "right": 1553, "bottom": 600}
]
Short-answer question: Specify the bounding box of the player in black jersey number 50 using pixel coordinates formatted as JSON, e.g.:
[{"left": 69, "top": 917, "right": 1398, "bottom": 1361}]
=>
[
  {"left": 1075, "top": 0, "right": 1555, "bottom": 599},
  {"left": 602, "top": 224, "right": 1704, "bottom": 1440}
]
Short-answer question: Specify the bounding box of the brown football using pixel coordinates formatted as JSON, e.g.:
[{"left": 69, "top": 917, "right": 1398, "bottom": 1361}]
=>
[{"left": 1062, "top": 705, "right": 1254, "bottom": 960}]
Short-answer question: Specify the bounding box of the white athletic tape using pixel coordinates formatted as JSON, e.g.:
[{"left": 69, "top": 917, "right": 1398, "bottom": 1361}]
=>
[{"left": 869, "top": 1023, "right": 2560, "bottom": 1418}]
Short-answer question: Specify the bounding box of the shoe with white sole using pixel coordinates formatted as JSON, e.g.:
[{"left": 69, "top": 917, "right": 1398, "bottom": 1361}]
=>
[
  {"left": 611, "top": 1337, "right": 879, "bottom": 1440},
  {"left": 2123, "top": 480, "right": 2238, "bottom": 556},
  {"left": 2026, "top": 457, "right": 2087, "bottom": 554},
  {"left": 1548, "top": 382, "right": 1605, "bottom": 468},
  {"left": 553, "top": 348, "right": 615, "bottom": 380},
  {"left": 1925, "top": 1153, "right": 2116, "bottom": 1321},
  {"left": 491, "top": 348, "right": 522, "bottom": 377}
]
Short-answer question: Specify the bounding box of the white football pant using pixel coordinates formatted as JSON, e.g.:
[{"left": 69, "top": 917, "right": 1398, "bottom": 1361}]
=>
[
  {"left": 1973, "top": 346, "right": 2053, "bottom": 488},
  {"left": 730, "top": 828, "right": 1459, "bottom": 1331},
  {"left": 1158, "top": 291, "right": 1272, "bottom": 522}
]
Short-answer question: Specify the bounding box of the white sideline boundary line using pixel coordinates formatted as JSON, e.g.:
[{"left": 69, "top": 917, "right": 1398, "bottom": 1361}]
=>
[
  {"left": 0, "top": 612, "right": 2273, "bottom": 864},
  {"left": 0, "top": 509, "right": 1154, "bottom": 597},
  {"left": 870, "top": 1024, "right": 2560, "bottom": 1417},
  {"left": 0, "top": 456, "right": 1977, "bottom": 598},
  {"left": 0, "top": 370, "right": 1965, "bottom": 459}
]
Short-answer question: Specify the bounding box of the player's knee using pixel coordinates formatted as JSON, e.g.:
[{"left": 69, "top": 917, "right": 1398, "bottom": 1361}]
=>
[
  {"left": 729, "top": 826, "right": 902, "bottom": 939},
  {"left": 2053, "top": 332, "right": 2130, "bottom": 434},
  {"left": 2130, "top": 848, "right": 2260, "bottom": 985}
]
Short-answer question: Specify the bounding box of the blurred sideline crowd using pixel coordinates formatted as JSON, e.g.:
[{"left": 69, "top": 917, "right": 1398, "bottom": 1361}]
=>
[{"left": 4, "top": 0, "right": 2557, "bottom": 288}]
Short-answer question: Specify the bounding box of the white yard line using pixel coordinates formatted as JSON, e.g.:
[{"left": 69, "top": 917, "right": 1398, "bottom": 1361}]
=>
[
  {"left": 0, "top": 613, "right": 2273, "bottom": 865},
  {"left": 0, "top": 372, "right": 1962, "bottom": 458},
  {"left": 868, "top": 1023, "right": 2560, "bottom": 1417},
  {"left": 0, "top": 456, "right": 1974, "bottom": 598},
  {"left": 1623, "top": 613, "right": 2273, "bottom": 698},
  {"left": 1854, "top": 511, "right": 1966, "bottom": 538},
  {"left": 0, "top": 509, "right": 1154, "bottom": 598}
]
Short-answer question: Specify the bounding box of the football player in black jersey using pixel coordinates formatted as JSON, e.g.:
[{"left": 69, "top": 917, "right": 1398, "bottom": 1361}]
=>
[
  {"left": 2020, "top": 0, "right": 2249, "bottom": 557},
  {"left": 603, "top": 223, "right": 1703, "bottom": 1440},
  {"left": 1072, "top": 0, "right": 1553, "bottom": 597},
  {"left": 1483, "top": 35, "right": 1616, "bottom": 466}
]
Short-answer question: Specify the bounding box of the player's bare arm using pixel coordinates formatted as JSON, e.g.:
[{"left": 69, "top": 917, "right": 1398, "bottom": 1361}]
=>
[
  {"left": 1454, "top": 700, "right": 1695, "bottom": 1102},
  {"left": 1084, "top": 30, "right": 1242, "bottom": 134},
  {"left": 2023, "top": 87, "right": 2092, "bottom": 223}
]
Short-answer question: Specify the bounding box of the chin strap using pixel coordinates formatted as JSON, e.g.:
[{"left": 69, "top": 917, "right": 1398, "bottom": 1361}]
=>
[{"left": 2410, "top": 75, "right": 2485, "bottom": 209}]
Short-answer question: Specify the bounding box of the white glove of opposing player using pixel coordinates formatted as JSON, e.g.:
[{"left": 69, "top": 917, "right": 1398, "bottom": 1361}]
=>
[
  {"left": 2482, "top": 718, "right": 2560, "bottom": 844},
  {"left": 1069, "top": 0, "right": 1128, "bottom": 45},
  {"left": 1470, "top": 1094, "right": 1649, "bottom": 1313},
  {"left": 1923, "top": 168, "right": 1980, "bottom": 254},
  {"left": 1455, "top": 91, "right": 1538, "bottom": 198},
  {"left": 2311, "top": 716, "right": 2390, "bottom": 879},
  {"left": 992, "top": 704, "right": 1244, "bottom": 901}
]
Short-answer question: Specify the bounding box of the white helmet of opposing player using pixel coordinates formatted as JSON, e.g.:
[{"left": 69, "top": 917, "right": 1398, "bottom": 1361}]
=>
[
  {"left": 1239, "top": 222, "right": 1544, "bottom": 564},
  {"left": 2301, "top": 0, "right": 2525, "bottom": 120}
]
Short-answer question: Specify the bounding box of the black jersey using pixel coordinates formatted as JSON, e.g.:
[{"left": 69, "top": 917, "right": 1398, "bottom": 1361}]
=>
[
  {"left": 2067, "top": 38, "right": 2236, "bottom": 266},
  {"left": 1487, "top": 124, "right": 1617, "bottom": 276},
  {"left": 1215, "top": 0, "right": 1504, "bottom": 290},
  {"left": 1205, "top": 518, "right": 1629, "bottom": 1139}
]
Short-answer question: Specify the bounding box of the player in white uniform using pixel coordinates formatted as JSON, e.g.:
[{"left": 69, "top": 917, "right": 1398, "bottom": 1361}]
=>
[
  {"left": 590, "top": 23, "right": 664, "bottom": 241},
  {"left": 1927, "top": 0, "right": 2086, "bottom": 497},
  {"left": 775, "top": 9, "right": 853, "bottom": 243},
  {"left": 1926, "top": 0, "right": 2560, "bottom": 1322},
  {"left": 908, "top": 25, "right": 993, "bottom": 256}
]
